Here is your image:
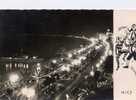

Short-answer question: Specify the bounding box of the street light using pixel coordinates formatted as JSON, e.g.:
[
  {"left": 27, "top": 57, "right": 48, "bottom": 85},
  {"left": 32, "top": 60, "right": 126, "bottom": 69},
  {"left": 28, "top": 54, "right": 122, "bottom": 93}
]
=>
[
  {"left": 90, "top": 71, "right": 95, "bottom": 77},
  {"left": 96, "top": 63, "right": 100, "bottom": 68},
  {"left": 52, "top": 59, "right": 57, "bottom": 64},
  {"left": 68, "top": 53, "right": 73, "bottom": 58},
  {"left": 9, "top": 73, "right": 19, "bottom": 83}
]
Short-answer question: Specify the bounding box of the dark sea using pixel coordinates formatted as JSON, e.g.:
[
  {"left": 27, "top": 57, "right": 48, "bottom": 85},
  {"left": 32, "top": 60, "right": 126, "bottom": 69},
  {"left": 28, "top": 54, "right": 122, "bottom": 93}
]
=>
[{"left": 0, "top": 35, "right": 89, "bottom": 60}]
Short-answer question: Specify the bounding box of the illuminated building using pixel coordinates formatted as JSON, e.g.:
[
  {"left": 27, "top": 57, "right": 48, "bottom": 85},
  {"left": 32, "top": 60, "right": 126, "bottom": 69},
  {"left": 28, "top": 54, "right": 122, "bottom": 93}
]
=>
[{"left": 0, "top": 56, "right": 44, "bottom": 73}]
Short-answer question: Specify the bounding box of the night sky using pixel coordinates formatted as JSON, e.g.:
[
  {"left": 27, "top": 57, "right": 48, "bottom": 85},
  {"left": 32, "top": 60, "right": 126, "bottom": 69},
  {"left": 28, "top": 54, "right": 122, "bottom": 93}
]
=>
[
  {"left": 0, "top": 10, "right": 113, "bottom": 35},
  {"left": 0, "top": 10, "right": 113, "bottom": 57}
]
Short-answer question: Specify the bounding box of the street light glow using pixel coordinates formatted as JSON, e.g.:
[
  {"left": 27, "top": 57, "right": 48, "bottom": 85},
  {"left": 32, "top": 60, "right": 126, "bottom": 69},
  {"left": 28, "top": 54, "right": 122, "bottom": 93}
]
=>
[
  {"left": 9, "top": 73, "right": 19, "bottom": 83},
  {"left": 90, "top": 71, "right": 95, "bottom": 77},
  {"left": 68, "top": 53, "right": 73, "bottom": 58},
  {"left": 52, "top": 59, "right": 57, "bottom": 64},
  {"left": 21, "top": 87, "right": 36, "bottom": 98}
]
